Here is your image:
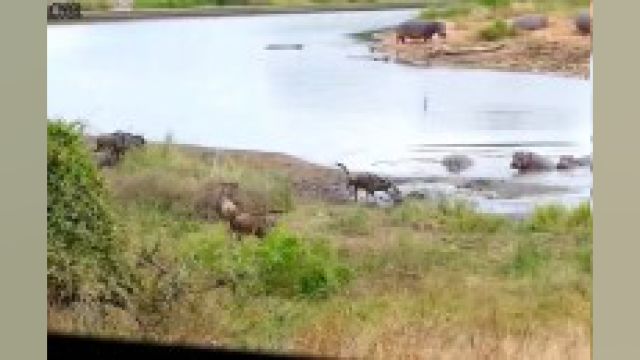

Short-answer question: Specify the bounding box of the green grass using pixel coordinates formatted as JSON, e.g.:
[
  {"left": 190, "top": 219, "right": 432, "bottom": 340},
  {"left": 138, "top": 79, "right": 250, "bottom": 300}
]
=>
[
  {"left": 48, "top": 134, "right": 592, "bottom": 357},
  {"left": 478, "top": 18, "right": 517, "bottom": 41}
]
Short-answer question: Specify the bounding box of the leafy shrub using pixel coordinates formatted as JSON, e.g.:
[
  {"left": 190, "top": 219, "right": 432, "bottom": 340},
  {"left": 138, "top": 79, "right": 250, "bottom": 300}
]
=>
[
  {"left": 47, "top": 120, "right": 129, "bottom": 305},
  {"left": 182, "top": 228, "right": 352, "bottom": 299},
  {"left": 478, "top": 19, "right": 517, "bottom": 41}
]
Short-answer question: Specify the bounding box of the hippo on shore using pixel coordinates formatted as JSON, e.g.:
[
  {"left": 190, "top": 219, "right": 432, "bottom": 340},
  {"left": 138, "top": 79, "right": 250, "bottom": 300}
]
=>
[
  {"left": 510, "top": 151, "right": 555, "bottom": 172},
  {"left": 512, "top": 14, "right": 549, "bottom": 31},
  {"left": 575, "top": 10, "right": 591, "bottom": 35},
  {"left": 395, "top": 20, "right": 447, "bottom": 44}
]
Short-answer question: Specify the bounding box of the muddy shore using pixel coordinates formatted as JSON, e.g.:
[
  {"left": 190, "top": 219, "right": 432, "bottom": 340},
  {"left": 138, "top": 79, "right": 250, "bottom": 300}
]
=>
[
  {"left": 369, "top": 14, "right": 591, "bottom": 78},
  {"left": 87, "top": 135, "right": 578, "bottom": 216}
]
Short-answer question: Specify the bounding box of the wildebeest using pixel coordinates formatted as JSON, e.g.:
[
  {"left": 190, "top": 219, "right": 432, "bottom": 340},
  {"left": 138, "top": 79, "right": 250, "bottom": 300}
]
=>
[
  {"left": 510, "top": 151, "right": 555, "bottom": 172},
  {"left": 95, "top": 131, "right": 146, "bottom": 166},
  {"left": 512, "top": 14, "right": 549, "bottom": 31},
  {"left": 395, "top": 20, "right": 447, "bottom": 44},
  {"left": 336, "top": 163, "right": 402, "bottom": 203},
  {"left": 575, "top": 10, "right": 591, "bottom": 35}
]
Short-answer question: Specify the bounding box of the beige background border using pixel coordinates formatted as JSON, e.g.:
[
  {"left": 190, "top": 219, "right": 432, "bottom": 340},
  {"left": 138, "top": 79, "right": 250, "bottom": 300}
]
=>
[
  {"left": 0, "top": 1, "right": 46, "bottom": 360},
  {"left": 1, "top": 0, "right": 637, "bottom": 359},
  {"left": 592, "top": 0, "right": 640, "bottom": 358}
]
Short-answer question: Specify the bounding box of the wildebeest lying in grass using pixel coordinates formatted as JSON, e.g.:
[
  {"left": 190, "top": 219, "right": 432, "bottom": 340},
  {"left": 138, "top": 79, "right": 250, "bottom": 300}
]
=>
[
  {"left": 336, "top": 163, "right": 402, "bottom": 204},
  {"left": 395, "top": 20, "right": 447, "bottom": 44}
]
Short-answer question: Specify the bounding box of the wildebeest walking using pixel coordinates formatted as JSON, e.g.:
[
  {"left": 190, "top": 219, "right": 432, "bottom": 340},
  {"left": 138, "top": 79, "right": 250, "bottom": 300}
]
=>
[
  {"left": 336, "top": 162, "right": 402, "bottom": 204},
  {"left": 395, "top": 20, "right": 447, "bottom": 44}
]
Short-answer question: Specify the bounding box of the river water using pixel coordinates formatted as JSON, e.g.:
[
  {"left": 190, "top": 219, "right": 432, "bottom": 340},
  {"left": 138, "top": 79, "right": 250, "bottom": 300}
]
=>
[{"left": 47, "top": 9, "right": 592, "bottom": 216}]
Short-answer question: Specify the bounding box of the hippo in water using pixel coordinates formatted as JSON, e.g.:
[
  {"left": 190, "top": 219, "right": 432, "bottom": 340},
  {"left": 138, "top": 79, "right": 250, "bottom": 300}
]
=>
[
  {"left": 575, "top": 10, "right": 591, "bottom": 35},
  {"left": 396, "top": 20, "right": 447, "bottom": 44},
  {"left": 510, "top": 151, "right": 555, "bottom": 172},
  {"left": 556, "top": 155, "right": 592, "bottom": 170},
  {"left": 441, "top": 154, "right": 474, "bottom": 174}
]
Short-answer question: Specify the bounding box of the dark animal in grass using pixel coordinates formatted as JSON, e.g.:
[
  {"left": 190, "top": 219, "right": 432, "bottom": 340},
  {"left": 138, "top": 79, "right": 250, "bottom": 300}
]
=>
[
  {"left": 229, "top": 210, "right": 282, "bottom": 240},
  {"left": 95, "top": 131, "right": 146, "bottom": 166},
  {"left": 441, "top": 154, "right": 474, "bottom": 174},
  {"left": 510, "top": 151, "right": 555, "bottom": 172},
  {"left": 395, "top": 20, "right": 447, "bottom": 44},
  {"left": 335, "top": 162, "right": 402, "bottom": 203},
  {"left": 512, "top": 14, "right": 549, "bottom": 31},
  {"left": 556, "top": 155, "right": 592, "bottom": 170},
  {"left": 575, "top": 10, "right": 591, "bottom": 35},
  {"left": 93, "top": 151, "right": 118, "bottom": 168}
]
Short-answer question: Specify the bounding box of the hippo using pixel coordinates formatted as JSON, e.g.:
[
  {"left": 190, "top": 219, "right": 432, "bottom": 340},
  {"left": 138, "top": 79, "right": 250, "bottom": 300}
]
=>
[
  {"left": 575, "top": 10, "right": 591, "bottom": 35},
  {"left": 512, "top": 14, "right": 549, "bottom": 31},
  {"left": 510, "top": 151, "right": 555, "bottom": 172},
  {"left": 556, "top": 155, "right": 592, "bottom": 170},
  {"left": 441, "top": 154, "right": 474, "bottom": 174},
  {"left": 396, "top": 20, "right": 447, "bottom": 44}
]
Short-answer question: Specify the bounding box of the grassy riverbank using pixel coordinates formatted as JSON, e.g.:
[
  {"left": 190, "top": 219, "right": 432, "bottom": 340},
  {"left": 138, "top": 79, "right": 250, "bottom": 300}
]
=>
[{"left": 48, "top": 127, "right": 592, "bottom": 358}]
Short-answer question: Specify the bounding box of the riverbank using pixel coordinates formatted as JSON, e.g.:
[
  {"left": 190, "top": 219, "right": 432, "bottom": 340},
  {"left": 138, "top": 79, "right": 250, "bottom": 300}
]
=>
[
  {"left": 369, "top": 12, "right": 591, "bottom": 78},
  {"left": 47, "top": 3, "right": 426, "bottom": 24},
  {"left": 49, "top": 132, "right": 592, "bottom": 359}
]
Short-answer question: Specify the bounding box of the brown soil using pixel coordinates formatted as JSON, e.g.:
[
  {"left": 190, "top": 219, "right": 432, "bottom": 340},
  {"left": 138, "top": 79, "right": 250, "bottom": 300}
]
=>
[{"left": 372, "top": 15, "right": 591, "bottom": 78}]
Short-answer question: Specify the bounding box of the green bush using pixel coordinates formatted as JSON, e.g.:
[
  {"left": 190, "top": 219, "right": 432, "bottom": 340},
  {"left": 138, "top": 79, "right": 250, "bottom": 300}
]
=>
[
  {"left": 478, "top": 19, "right": 517, "bottom": 41},
  {"left": 47, "top": 120, "right": 128, "bottom": 305},
  {"left": 182, "top": 228, "right": 352, "bottom": 299}
]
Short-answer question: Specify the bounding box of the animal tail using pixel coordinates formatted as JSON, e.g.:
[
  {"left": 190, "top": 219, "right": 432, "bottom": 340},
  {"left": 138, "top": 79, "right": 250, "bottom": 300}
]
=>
[{"left": 335, "top": 162, "right": 350, "bottom": 175}]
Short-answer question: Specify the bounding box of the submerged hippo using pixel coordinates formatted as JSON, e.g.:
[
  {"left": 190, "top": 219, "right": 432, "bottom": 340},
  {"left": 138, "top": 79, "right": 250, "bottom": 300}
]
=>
[
  {"left": 575, "top": 10, "right": 591, "bottom": 35},
  {"left": 396, "top": 20, "right": 447, "bottom": 44},
  {"left": 556, "top": 155, "right": 592, "bottom": 170},
  {"left": 510, "top": 151, "right": 555, "bottom": 172},
  {"left": 441, "top": 154, "right": 474, "bottom": 174},
  {"left": 512, "top": 14, "right": 549, "bottom": 31}
]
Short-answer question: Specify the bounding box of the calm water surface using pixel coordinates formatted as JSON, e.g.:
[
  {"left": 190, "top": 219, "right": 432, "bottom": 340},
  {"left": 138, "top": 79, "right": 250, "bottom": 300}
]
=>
[{"left": 47, "top": 9, "right": 593, "bottom": 215}]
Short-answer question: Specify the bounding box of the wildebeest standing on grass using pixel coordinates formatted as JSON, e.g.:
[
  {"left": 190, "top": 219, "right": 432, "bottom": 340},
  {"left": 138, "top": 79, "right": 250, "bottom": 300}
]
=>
[
  {"left": 95, "top": 131, "right": 146, "bottom": 166},
  {"left": 396, "top": 20, "right": 447, "bottom": 44}
]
